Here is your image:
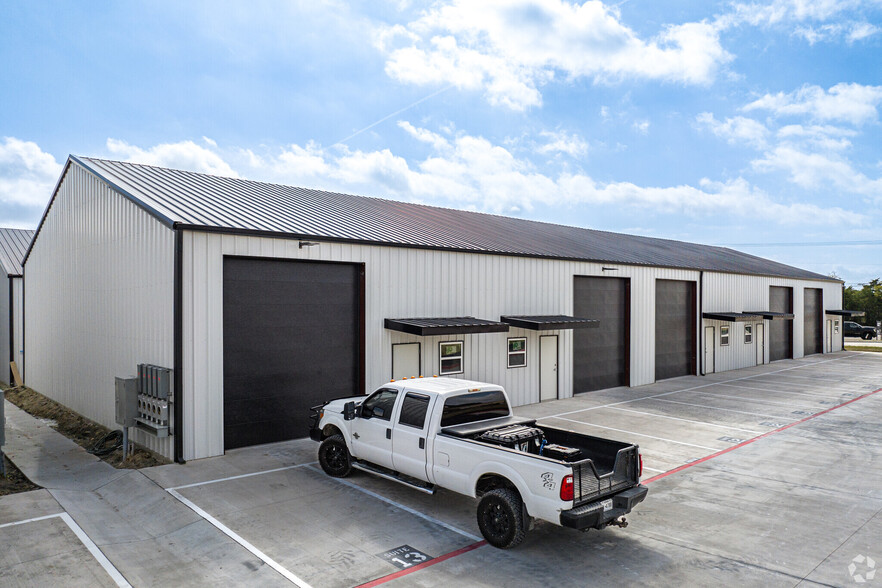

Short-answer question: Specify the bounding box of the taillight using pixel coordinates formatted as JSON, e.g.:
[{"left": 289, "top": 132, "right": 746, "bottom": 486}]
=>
[
  {"left": 560, "top": 475, "right": 574, "bottom": 501},
  {"left": 638, "top": 453, "right": 643, "bottom": 478}
]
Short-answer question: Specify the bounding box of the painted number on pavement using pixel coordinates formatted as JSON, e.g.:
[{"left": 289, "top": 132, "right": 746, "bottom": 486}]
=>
[{"left": 378, "top": 545, "right": 433, "bottom": 570}]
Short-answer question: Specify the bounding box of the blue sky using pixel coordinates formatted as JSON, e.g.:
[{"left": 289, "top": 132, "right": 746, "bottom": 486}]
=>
[{"left": 2, "top": 0, "right": 881, "bottom": 284}]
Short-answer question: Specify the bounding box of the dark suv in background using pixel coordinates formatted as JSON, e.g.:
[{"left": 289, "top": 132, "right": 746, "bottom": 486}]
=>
[{"left": 844, "top": 321, "right": 877, "bottom": 340}]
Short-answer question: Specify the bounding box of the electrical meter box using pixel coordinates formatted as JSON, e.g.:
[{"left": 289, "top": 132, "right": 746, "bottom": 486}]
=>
[{"left": 115, "top": 377, "right": 139, "bottom": 427}]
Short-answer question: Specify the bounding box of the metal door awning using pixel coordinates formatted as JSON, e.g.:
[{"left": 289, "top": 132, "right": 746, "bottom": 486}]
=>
[
  {"left": 384, "top": 317, "right": 510, "bottom": 336},
  {"left": 743, "top": 311, "right": 795, "bottom": 320},
  {"left": 500, "top": 315, "right": 599, "bottom": 330},
  {"left": 702, "top": 312, "right": 765, "bottom": 322},
  {"left": 825, "top": 309, "right": 866, "bottom": 317}
]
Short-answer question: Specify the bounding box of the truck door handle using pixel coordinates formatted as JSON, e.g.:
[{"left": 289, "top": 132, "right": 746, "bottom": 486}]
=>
[
  {"left": 386, "top": 428, "right": 391, "bottom": 440},
  {"left": 419, "top": 438, "right": 425, "bottom": 449}
]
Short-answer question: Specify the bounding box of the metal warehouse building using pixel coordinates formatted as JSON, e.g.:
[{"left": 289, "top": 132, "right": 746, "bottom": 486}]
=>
[
  {"left": 1, "top": 227, "right": 33, "bottom": 385},
  {"left": 23, "top": 156, "right": 850, "bottom": 462}
]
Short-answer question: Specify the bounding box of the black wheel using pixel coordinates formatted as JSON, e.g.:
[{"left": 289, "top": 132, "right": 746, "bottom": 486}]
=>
[
  {"left": 318, "top": 434, "right": 351, "bottom": 477},
  {"left": 863, "top": 332, "right": 873, "bottom": 340},
  {"left": 476, "top": 488, "right": 525, "bottom": 549}
]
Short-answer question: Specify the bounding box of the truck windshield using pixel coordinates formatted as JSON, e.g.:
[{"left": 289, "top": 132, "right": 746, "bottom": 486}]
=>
[{"left": 441, "top": 390, "right": 509, "bottom": 426}]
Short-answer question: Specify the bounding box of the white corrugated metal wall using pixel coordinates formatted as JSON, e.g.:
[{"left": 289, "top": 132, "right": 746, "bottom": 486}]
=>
[
  {"left": 701, "top": 272, "right": 842, "bottom": 373},
  {"left": 24, "top": 163, "right": 176, "bottom": 458},
  {"left": 12, "top": 277, "right": 24, "bottom": 379}
]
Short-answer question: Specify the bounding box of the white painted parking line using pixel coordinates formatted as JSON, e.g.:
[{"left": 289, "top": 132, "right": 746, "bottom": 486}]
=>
[
  {"left": 606, "top": 406, "right": 763, "bottom": 435},
  {"left": 687, "top": 390, "right": 821, "bottom": 410},
  {"left": 545, "top": 354, "right": 856, "bottom": 421},
  {"left": 308, "top": 465, "right": 483, "bottom": 542},
  {"left": 167, "top": 462, "right": 317, "bottom": 490},
  {"left": 715, "top": 382, "right": 842, "bottom": 399},
  {"left": 652, "top": 398, "right": 790, "bottom": 419},
  {"left": 0, "top": 512, "right": 132, "bottom": 588},
  {"left": 641, "top": 466, "right": 667, "bottom": 474},
  {"left": 168, "top": 488, "right": 312, "bottom": 588},
  {"left": 547, "top": 416, "right": 719, "bottom": 451}
]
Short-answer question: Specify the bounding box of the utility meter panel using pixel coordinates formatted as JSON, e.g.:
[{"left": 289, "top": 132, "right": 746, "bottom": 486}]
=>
[{"left": 115, "top": 377, "right": 139, "bottom": 427}]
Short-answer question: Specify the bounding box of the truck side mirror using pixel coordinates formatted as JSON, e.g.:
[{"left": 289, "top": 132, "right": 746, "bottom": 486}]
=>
[{"left": 344, "top": 401, "right": 356, "bottom": 421}]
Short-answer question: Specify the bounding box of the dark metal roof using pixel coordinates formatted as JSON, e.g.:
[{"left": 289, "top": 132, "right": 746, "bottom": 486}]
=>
[
  {"left": 500, "top": 315, "right": 599, "bottom": 330},
  {"left": 825, "top": 309, "right": 866, "bottom": 317},
  {"left": 0, "top": 228, "right": 34, "bottom": 276},
  {"left": 384, "top": 317, "right": 510, "bottom": 336},
  {"left": 35, "top": 156, "right": 834, "bottom": 281},
  {"left": 702, "top": 312, "right": 765, "bottom": 323},
  {"left": 743, "top": 311, "right": 795, "bottom": 320}
]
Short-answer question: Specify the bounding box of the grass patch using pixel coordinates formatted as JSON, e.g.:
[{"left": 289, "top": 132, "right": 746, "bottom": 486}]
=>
[
  {"left": 3, "top": 386, "right": 170, "bottom": 469},
  {"left": 846, "top": 346, "right": 882, "bottom": 353}
]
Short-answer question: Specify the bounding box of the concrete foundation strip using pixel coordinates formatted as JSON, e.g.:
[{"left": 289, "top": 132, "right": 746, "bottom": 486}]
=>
[{"left": 0, "top": 512, "right": 132, "bottom": 588}]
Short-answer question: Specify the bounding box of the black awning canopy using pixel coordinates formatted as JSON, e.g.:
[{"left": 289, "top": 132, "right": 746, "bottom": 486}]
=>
[
  {"left": 743, "top": 311, "right": 795, "bottom": 320},
  {"left": 384, "top": 317, "right": 510, "bottom": 336},
  {"left": 500, "top": 315, "right": 599, "bottom": 330},
  {"left": 702, "top": 312, "right": 765, "bottom": 322},
  {"left": 825, "top": 309, "right": 866, "bottom": 317}
]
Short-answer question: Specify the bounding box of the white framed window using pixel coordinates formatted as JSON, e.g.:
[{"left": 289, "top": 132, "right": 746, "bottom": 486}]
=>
[
  {"left": 507, "top": 337, "right": 527, "bottom": 368},
  {"left": 439, "top": 341, "right": 464, "bottom": 375},
  {"left": 721, "top": 325, "right": 730, "bottom": 346},
  {"left": 744, "top": 324, "right": 753, "bottom": 344}
]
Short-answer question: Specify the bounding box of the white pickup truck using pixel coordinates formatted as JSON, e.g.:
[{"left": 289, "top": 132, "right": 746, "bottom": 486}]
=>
[{"left": 309, "top": 378, "right": 647, "bottom": 548}]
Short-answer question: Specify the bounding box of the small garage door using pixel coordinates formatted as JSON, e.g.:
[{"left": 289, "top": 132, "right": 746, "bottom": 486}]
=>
[
  {"left": 223, "top": 257, "right": 363, "bottom": 450},
  {"left": 804, "top": 288, "right": 823, "bottom": 356},
  {"left": 769, "top": 286, "right": 793, "bottom": 362},
  {"left": 573, "top": 276, "right": 629, "bottom": 392},
  {"left": 655, "top": 279, "right": 696, "bottom": 381}
]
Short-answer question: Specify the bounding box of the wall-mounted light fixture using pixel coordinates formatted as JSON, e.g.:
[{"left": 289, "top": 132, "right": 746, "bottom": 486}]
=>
[{"left": 299, "top": 241, "right": 320, "bottom": 249}]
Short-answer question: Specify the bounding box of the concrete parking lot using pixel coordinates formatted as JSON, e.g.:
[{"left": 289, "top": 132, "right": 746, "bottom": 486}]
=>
[{"left": 3, "top": 351, "right": 882, "bottom": 587}]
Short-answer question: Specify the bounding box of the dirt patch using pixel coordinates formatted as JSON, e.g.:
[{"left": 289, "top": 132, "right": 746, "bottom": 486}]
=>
[
  {"left": 0, "top": 454, "right": 41, "bottom": 496},
  {"left": 846, "top": 346, "right": 882, "bottom": 353},
  {"left": 3, "top": 386, "right": 170, "bottom": 469}
]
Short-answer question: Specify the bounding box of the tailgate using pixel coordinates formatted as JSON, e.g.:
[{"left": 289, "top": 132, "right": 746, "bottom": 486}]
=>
[{"left": 570, "top": 445, "right": 639, "bottom": 506}]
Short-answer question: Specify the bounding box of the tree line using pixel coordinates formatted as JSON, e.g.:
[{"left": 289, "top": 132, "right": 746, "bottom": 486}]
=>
[{"left": 843, "top": 278, "right": 882, "bottom": 327}]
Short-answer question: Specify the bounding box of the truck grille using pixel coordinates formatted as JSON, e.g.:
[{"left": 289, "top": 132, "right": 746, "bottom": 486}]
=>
[{"left": 571, "top": 447, "right": 636, "bottom": 505}]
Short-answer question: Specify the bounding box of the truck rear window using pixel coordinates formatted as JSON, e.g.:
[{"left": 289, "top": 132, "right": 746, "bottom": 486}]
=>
[{"left": 441, "top": 390, "right": 509, "bottom": 426}]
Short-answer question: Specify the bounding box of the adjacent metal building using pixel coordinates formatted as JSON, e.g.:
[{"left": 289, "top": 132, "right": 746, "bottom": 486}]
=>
[
  {"left": 0, "top": 228, "right": 33, "bottom": 385},
  {"left": 24, "top": 157, "right": 846, "bottom": 461}
]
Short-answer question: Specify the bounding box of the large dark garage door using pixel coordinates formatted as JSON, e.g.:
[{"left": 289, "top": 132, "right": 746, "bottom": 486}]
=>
[
  {"left": 804, "top": 288, "right": 823, "bottom": 356},
  {"left": 770, "top": 286, "right": 793, "bottom": 362},
  {"left": 573, "top": 276, "right": 629, "bottom": 392},
  {"left": 223, "top": 257, "right": 364, "bottom": 450},
  {"left": 655, "top": 279, "right": 696, "bottom": 381}
]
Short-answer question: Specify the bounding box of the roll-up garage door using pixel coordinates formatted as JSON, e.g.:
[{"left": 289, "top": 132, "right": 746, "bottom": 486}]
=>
[
  {"left": 803, "top": 288, "right": 823, "bottom": 356},
  {"left": 769, "top": 286, "right": 793, "bottom": 362},
  {"left": 573, "top": 276, "right": 629, "bottom": 392},
  {"left": 655, "top": 279, "right": 696, "bottom": 381},
  {"left": 223, "top": 257, "right": 363, "bottom": 450}
]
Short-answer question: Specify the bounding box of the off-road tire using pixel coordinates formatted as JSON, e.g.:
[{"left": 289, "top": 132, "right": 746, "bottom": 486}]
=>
[
  {"left": 318, "top": 434, "right": 352, "bottom": 477},
  {"left": 862, "top": 332, "right": 873, "bottom": 340},
  {"left": 476, "top": 488, "right": 525, "bottom": 549}
]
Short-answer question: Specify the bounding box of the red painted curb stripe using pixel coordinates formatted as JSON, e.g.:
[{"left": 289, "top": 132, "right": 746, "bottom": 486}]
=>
[
  {"left": 355, "top": 541, "right": 487, "bottom": 588},
  {"left": 642, "top": 386, "right": 882, "bottom": 485}
]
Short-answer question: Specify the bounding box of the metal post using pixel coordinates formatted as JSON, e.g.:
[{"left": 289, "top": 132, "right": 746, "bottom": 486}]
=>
[
  {"left": 1, "top": 450, "right": 6, "bottom": 477},
  {"left": 122, "top": 426, "right": 128, "bottom": 462}
]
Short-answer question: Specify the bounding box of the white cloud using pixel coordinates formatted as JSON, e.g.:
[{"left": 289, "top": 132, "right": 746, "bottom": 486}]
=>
[
  {"left": 794, "top": 22, "right": 881, "bottom": 44},
  {"left": 696, "top": 112, "right": 769, "bottom": 148},
  {"left": 752, "top": 145, "right": 882, "bottom": 197},
  {"left": 632, "top": 120, "right": 651, "bottom": 134},
  {"left": 0, "top": 137, "right": 63, "bottom": 208},
  {"left": 378, "top": 0, "right": 732, "bottom": 110},
  {"left": 719, "top": 0, "right": 872, "bottom": 28},
  {"left": 105, "top": 138, "right": 239, "bottom": 177},
  {"left": 397, "top": 120, "right": 452, "bottom": 151},
  {"left": 535, "top": 130, "right": 589, "bottom": 156},
  {"left": 776, "top": 124, "right": 856, "bottom": 150},
  {"left": 742, "top": 83, "right": 882, "bottom": 125}
]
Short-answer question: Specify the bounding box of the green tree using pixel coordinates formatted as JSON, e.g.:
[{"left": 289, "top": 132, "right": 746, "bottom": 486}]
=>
[{"left": 843, "top": 279, "right": 882, "bottom": 327}]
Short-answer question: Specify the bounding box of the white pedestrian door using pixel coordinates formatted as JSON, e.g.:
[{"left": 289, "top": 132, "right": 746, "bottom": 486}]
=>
[
  {"left": 540, "top": 336, "right": 558, "bottom": 401},
  {"left": 826, "top": 320, "right": 832, "bottom": 353},
  {"left": 704, "top": 326, "right": 715, "bottom": 374},
  {"left": 756, "top": 323, "right": 764, "bottom": 365},
  {"left": 392, "top": 343, "right": 420, "bottom": 379}
]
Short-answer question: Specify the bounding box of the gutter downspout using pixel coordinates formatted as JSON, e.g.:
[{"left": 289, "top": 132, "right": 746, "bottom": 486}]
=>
[
  {"left": 699, "top": 271, "right": 704, "bottom": 376},
  {"left": 174, "top": 228, "right": 185, "bottom": 463}
]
